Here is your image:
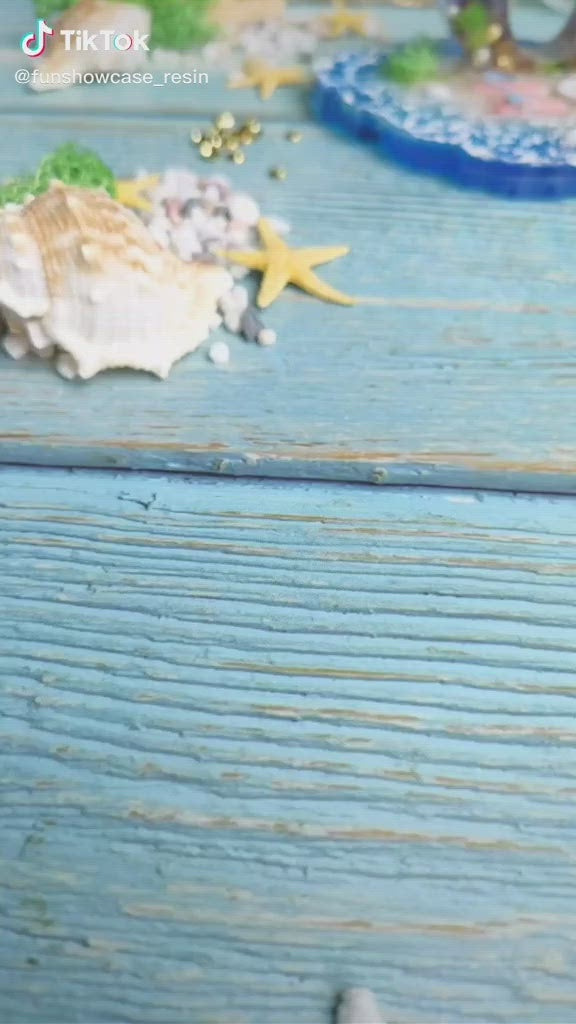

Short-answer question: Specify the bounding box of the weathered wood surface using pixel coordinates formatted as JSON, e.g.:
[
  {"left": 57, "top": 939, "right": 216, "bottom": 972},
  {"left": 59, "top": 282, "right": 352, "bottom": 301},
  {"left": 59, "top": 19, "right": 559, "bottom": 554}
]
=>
[
  {"left": 3, "top": 468, "right": 576, "bottom": 1023},
  {"left": 3, "top": 3, "right": 576, "bottom": 491}
]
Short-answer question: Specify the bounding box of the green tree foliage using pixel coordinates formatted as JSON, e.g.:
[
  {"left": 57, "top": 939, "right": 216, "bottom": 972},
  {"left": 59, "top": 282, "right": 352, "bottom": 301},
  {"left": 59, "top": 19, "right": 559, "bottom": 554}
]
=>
[
  {"left": 383, "top": 39, "right": 441, "bottom": 85},
  {"left": 453, "top": 2, "right": 492, "bottom": 51}
]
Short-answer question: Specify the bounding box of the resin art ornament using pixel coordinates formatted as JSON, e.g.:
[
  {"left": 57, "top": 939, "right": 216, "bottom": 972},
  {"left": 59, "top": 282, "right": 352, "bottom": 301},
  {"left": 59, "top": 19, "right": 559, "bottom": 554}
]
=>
[
  {"left": 0, "top": 183, "right": 232, "bottom": 380},
  {"left": 29, "top": 0, "right": 151, "bottom": 92},
  {"left": 314, "top": 0, "right": 576, "bottom": 198}
]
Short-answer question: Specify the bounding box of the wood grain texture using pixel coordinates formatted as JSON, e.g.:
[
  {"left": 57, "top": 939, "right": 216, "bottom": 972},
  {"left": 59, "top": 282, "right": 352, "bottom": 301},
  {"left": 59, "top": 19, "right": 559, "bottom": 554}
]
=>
[
  {"left": 3, "top": 468, "right": 576, "bottom": 1023},
  {"left": 2, "top": 4, "right": 576, "bottom": 490}
]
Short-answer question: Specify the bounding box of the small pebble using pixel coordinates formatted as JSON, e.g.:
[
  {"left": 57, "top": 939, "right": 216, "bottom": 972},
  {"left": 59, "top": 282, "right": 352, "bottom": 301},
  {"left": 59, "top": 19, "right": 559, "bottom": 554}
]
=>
[
  {"left": 230, "top": 284, "right": 249, "bottom": 311},
  {"left": 3, "top": 335, "right": 29, "bottom": 360},
  {"left": 231, "top": 264, "right": 250, "bottom": 279},
  {"left": 557, "top": 76, "right": 576, "bottom": 101},
  {"left": 240, "top": 304, "right": 265, "bottom": 343},
  {"left": 56, "top": 353, "right": 78, "bottom": 380},
  {"left": 228, "top": 193, "right": 260, "bottom": 226},
  {"left": 208, "top": 340, "right": 230, "bottom": 365},
  {"left": 270, "top": 166, "right": 287, "bottom": 180},
  {"left": 201, "top": 184, "right": 219, "bottom": 205},
  {"left": 336, "top": 988, "right": 384, "bottom": 1024},
  {"left": 423, "top": 82, "right": 452, "bottom": 103},
  {"left": 224, "top": 311, "right": 242, "bottom": 333},
  {"left": 258, "top": 328, "right": 277, "bottom": 347}
]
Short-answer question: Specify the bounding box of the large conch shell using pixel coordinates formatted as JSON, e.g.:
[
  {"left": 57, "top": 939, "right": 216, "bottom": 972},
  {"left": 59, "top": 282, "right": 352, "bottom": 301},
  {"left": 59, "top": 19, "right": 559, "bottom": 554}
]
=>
[
  {"left": 0, "top": 182, "right": 232, "bottom": 380},
  {"left": 29, "top": 0, "right": 151, "bottom": 92}
]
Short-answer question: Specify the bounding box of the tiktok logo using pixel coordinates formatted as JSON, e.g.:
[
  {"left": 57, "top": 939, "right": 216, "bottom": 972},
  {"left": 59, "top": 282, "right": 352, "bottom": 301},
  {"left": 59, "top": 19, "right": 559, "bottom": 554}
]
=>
[{"left": 21, "top": 19, "right": 54, "bottom": 58}]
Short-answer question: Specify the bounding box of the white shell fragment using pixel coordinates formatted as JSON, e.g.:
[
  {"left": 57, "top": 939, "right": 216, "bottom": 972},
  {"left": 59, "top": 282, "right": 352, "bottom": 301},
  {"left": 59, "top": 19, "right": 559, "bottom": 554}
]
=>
[
  {"left": 208, "top": 340, "right": 231, "bottom": 365},
  {"left": 0, "top": 183, "right": 232, "bottom": 380},
  {"left": 29, "top": 0, "right": 152, "bottom": 92},
  {"left": 257, "top": 328, "right": 277, "bottom": 347},
  {"left": 336, "top": 988, "right": 385, "bottom": 1024},
  {"left": 557, "top": 76, "right": 576, "bottom": 101},
  {"left": 227, "top": 193, "right": 260, "bottom": 227}
]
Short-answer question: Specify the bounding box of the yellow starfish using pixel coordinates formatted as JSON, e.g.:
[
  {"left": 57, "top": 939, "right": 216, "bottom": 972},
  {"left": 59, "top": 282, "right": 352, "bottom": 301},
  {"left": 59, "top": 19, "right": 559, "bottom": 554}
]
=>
[
  {"left": 221, "top": 218, "right": 356, "bottom": 309},
  {"left": 228, "top": 59, "right": 312, "bottom": 101},
  {"left": 322, "top": 0, "right": 370, "bottom": 38},
  {"left": 115, "top": 174, "right": 160, "bottom": 212}
]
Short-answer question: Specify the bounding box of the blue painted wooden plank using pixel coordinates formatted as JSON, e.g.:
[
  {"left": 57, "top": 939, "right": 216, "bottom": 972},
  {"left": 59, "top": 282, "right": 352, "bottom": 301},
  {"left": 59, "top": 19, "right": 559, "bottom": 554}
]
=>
[
  {"left": 2, "top": 468, "right": 576, "bottom": 1022},
  {"left": 1, "top": 3, "right": 576, "bottom": 490},
  {"left": 3, "top": 114, "right": 576, "bottom": 489}
]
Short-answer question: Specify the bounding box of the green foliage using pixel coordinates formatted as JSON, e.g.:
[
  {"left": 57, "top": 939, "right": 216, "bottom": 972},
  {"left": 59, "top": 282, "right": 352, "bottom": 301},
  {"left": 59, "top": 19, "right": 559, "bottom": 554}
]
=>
[
  {"left": 383, "top": 39, "right": 441, "bottom": 85},
  {"left": 147, "top": 0, "right": 217, "bottom": 49},
  {"left": 541, "top": 60, "right": 568, "bottom": 75},
  {"left": 34, "top": 0, "right": 218, "bottom": 49},
  {"left": 0, "top": 175, "right": 37, "bottom": 208},
  {"left": 0, "top": 143, "right": 115, "bottom": 209},
  {"left": 453, "top": 2, "right": 491, "bottom": 51},
  {"left": 35, "top": 142, "right": 116, "bottom": 195},
  {"left": 34, "top": 0, "right": 77, "bottom": 18}
]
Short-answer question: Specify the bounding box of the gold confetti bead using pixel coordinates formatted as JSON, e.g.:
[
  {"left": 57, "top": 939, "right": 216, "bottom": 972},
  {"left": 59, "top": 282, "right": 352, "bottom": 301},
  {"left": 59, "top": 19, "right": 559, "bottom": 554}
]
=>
[
  {"left": 232, "top": 151, "right": 246, "bottom": 165},
  {"left": 270, "top": 166, "right": 287, "bottom": 180},
  {"left": 247, "top": 120, "right": 262, "bottom": 135},
  {"left": 199, "top": 141, "right": 214, "bottom": 159},
  {"left": 190, "top": 129, "right": 203, "bottom": 144},
  {"left": 286, "top": 130, "right": 302, "bottom": 143}
]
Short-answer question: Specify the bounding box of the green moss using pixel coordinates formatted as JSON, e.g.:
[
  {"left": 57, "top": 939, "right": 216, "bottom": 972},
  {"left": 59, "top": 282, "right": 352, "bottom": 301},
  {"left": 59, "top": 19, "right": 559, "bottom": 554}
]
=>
[
  {"left": 453, "top": 1, "right": 491, "bottom": 51},
  {"left": 0, "top": 143, "right": 116, "bottom": 209},
  {"left": 34, "top": 0, "right": 218, "bottom": 49},
  {"left": 147, "top": 0, "right": 217, "bottom": 49},
  {"left": 0, "top": 175, "right": 37, "bottom": 207},
  {"left": 383, "top": 39, "right": 441, "bottom": 85},
  {"left": 541, "top": 60, "right": 568, "bottom": 75},
  {"left": 36, "top": 142, "right": 116, "bottom": 195}
]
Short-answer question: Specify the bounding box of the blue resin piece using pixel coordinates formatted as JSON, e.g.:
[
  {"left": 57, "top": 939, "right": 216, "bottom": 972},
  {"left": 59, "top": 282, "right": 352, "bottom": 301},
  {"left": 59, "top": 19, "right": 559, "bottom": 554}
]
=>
[{"left": 312, "top": 49, "right": 576, "bottom": 199}]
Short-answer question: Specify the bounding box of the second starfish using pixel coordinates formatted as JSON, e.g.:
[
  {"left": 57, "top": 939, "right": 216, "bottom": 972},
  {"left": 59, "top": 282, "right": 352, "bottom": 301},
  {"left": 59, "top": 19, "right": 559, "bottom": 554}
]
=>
[{"left": 221, "top": 218, "right": 356, "bottom": 308}]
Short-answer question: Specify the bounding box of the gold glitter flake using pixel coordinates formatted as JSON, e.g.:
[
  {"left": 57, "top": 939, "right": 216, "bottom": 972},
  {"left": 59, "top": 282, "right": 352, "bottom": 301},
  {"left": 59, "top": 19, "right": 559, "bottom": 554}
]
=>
[
  {"left": 191, "top": 113, "right": 265, "bottom": 164},
  {"left": 216, "top": 112, "right": 235, "bottom": 131}
]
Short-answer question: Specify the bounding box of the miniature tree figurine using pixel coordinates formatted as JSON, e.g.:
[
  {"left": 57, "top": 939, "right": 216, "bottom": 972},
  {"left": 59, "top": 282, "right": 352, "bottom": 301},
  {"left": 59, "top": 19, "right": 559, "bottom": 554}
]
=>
[
  {"left": 447, "top": 0, "right": 535, "bottom": 71},
  {"left": 446, "top": 0, "right": 576, "bottom": 71}
]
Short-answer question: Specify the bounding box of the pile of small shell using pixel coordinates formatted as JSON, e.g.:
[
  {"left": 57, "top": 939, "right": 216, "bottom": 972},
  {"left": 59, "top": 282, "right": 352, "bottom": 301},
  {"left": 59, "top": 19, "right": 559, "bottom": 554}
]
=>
[
  {"left": 233, "top": 19, "right": 319, "bottom": 63},
  {"left": 195, "top": 18, "right": 320, "bottom": 73},
  {"left": 141, "top": 168, "right": 286, "bottom": 352}
]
